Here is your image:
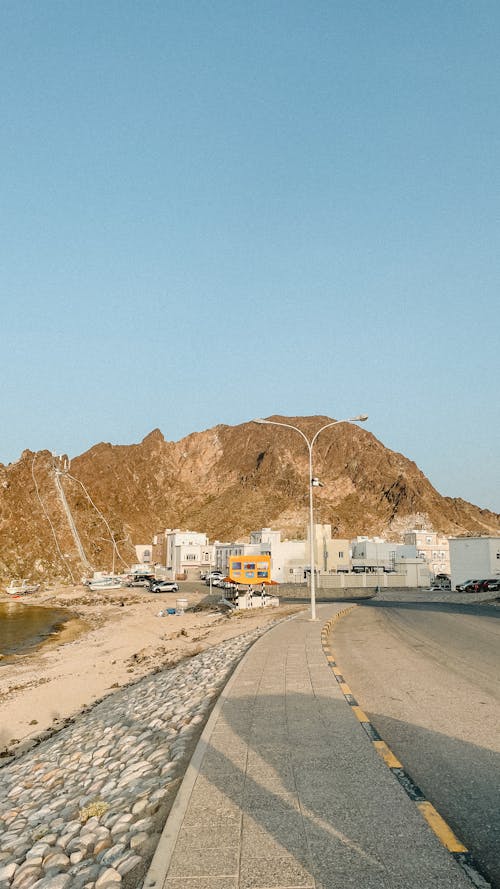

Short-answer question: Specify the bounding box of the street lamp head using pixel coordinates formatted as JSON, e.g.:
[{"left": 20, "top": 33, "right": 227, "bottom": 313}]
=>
[
  {"left": 252, "top": 418, "right": 271, "bottom": 424},
  {"left": 351, "top": 414, "right": 368, "bottom": 422}
]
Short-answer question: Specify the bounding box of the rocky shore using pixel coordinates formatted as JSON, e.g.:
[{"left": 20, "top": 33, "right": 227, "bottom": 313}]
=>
[{"left": 0, "top": 621, "right": 285, "bottom": 889}]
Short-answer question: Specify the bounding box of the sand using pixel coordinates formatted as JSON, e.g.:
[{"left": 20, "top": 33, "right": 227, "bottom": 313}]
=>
[{"left": 0, "top": 583, "right": 302, "bottom": 757}]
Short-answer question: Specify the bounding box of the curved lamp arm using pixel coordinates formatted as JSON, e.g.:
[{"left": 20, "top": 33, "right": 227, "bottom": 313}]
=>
[{"left": 252, "top": 414, "right": 368, "bottom": 621}]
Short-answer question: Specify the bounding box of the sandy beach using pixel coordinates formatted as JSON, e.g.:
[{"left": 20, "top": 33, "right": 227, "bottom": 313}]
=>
[{"left": 0, "top": 583, "right": 302, "bottom": 759}]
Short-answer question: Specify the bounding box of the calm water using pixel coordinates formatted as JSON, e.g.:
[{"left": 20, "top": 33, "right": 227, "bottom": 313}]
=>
[{"left": 0, "top": 601, "right": 70, "bottom": 658}]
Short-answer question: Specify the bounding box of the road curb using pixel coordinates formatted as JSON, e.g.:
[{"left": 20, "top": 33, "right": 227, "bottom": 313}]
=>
[{"left": 321, "top": 608, "right": 491, "bottom": 889}]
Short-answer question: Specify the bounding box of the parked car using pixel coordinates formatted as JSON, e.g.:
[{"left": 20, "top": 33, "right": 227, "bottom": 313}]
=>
[
  {"left": 478, "top": 578, "right": 500, "bottom": 592},
  {"left": 455, "top": 579, "right": 480, "bottom": 592},
  {"left": 150, "top": 581, "right": 179, "bottom": 593},
  {"left": 205, "top": 572, "right": 223, "bottom": 586},
  {"left": 431, "top": 577, "right": 451, "bottom": 591}
]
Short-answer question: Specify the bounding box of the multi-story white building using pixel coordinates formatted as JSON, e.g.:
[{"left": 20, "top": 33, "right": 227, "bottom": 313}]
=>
[
  {"left": 403, "top": 530, "right": 450, "bottom": 578},
  {"left": 152, "top": 529, "right": 214, "bottom": 579},
  {"left": 449, "top": 536, "right": 500, "bottom": 589}
]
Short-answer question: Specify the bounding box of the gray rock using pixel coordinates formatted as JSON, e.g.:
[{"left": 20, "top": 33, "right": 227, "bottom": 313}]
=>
[
  {"left": 129, "top": 832, "right": 149, "bottom": 852},
  {"left": 95, "top": 866, "right": 122, "bottom": 887},
  {"left": 32, "top": 874, "right": 73, "bottom": 888},
  {"left": 99, "top": 844, "right": 126, "bottom": 867},
  {"left": 0, "top": 862, "right": 17, "bottom": 882},
  {"left": 12, "top": 864, "right": 43, "bottom": 888},
  {"left": 42, "top": 850, "right": 70, "bottom": 871},
  {"left": 116, "top": 854, "right": 142, "bottom": 876}
]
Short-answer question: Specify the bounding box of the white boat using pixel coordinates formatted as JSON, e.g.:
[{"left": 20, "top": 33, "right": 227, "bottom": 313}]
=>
[
  {"left": 88, "top": 576, "right": 123, "bottom": 591},
  {"left": 5, "top": 579, "right": 41, "bottom": 596}
]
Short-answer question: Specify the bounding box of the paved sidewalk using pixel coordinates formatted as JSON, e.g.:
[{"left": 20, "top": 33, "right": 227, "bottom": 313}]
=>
[{"left": 143, "top": 605, "right": 475, "bottom": 889}]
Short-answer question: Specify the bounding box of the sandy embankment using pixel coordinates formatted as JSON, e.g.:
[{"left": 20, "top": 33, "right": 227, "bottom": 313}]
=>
[{"left": 0, "top": 583, "right": 302, "bottom": 757}]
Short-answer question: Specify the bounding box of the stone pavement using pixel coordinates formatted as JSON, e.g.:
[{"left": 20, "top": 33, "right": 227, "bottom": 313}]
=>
[{"left": 143, "top": 604, "right": 477, "bottom": 889}]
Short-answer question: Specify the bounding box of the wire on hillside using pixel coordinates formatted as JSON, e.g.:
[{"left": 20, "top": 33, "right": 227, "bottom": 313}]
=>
[
  {"left": 31, "top": 455, "right": 76, "bottom": 583},
  {"left": 64, "top": 472, "right": 131, "bottom": 570}
]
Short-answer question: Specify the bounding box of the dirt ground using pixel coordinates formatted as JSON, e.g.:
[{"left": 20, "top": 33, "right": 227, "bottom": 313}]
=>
[{"left": 0, "top": 581, "right": 303, "bottom": 759}]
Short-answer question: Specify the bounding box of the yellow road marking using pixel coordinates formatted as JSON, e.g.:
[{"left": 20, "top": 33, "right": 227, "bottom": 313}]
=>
[
  {"left": 373, "top": 740, "right": 402, "bottom": 769},
  {"left": 352, "top": 706, "right": 369, "bottom": 722},
  {"left": 417, "top": 802, "right": 467, "bottom": 852}
]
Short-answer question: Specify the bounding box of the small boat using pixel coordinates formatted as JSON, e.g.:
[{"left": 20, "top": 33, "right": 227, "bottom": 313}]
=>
[
  {"left": 5, "top": 579, "right": 41, "bottom": 596},
  {"left": 88, "top": 576, "right": 123, "bottom": 591}
]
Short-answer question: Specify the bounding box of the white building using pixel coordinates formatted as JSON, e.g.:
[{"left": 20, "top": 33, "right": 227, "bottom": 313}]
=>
[
  {"left": 214, "top": 526, "right": 350, "bottom": 583},
  {"left": 134, "top": 544, "right": 152, "bottom": 564},
  {"left": 403, "top": 530, "right": 450, "bottom": 578},
  {"left": 351, "top": 538, "right": 416, "bottom": 572},
  {"left": 252, "top": 528, "right": 307, "bottom": 583},
  {"left": 152, "top": 529, "right": 214, "bottom": 579},
  {"left": 214, "top": 541, "right": 261, "bottom": 575},
  {"left": 449, "top": 537, "right": 500, "bottom": 589},
  {"left": 393, "top": 557, "right": 431, "bottom": 587}
]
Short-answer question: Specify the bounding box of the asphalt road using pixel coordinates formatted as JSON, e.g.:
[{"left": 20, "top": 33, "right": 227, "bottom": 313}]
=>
[{"left": 331, "top": 591, "right": 500, "bottom": 889}]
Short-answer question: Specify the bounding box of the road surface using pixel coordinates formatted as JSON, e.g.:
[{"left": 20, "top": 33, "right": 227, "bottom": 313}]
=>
[{"left": 331, "top": 591, "right": 500, "bottom": 888}]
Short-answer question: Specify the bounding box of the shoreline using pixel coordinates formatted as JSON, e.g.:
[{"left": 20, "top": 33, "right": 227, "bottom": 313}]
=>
[{"left": 0, "top": 582, "right": 302, "bottom": 760}]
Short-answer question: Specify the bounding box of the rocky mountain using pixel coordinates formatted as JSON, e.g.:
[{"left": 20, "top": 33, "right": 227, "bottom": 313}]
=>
[{"left": 1, "top": 416, "right": 499, "bottom": 580}]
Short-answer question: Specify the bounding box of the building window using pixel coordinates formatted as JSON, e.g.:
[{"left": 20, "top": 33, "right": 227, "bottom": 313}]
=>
[{"left": 338, "top": 551, "right": 344, "bottom": 558}]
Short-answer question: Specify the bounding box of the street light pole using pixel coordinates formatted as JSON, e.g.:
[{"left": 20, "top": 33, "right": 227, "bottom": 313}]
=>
[{"left": 252, "top": 415, "right": 368, "bottom": 621}]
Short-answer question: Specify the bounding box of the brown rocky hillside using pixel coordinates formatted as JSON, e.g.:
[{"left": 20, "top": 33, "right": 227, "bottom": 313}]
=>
[{"left": 1, "top": 416, "right": 499, "bottom": 580}]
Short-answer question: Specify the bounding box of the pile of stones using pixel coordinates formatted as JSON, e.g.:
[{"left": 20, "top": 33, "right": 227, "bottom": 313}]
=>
[{"left": 0, "top": 624, "right": 274, "bottom": 888}]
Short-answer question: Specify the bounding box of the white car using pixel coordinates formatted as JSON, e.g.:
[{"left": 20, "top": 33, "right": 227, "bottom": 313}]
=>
[
  {"left": 205, "top": 572, "right": 223, "bottom": 586},
  {"left": 150, "top": 581, "right": 179, "bottom": 593}
]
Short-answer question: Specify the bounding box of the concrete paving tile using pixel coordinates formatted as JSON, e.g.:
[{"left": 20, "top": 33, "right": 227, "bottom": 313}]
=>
[
  {"left": 243, "top": 809, "right": 305, "bottom": 834},
  {"left": 209, "top": 737, "right": 249, "bottom": 756},
  {"left": 173, "top": 825, "right": 241, "bottom": 853},
  {"left": 200, "top": 761, "right": 247, "bottom": 782},
  {"left": 239, "top": 855, "right": 315, "bottom": 888},
  {"left": 167, "top": 846, "right": 239, "bottom": 878},
  {"left": 202, "top": 749, "right": 248, "bottom": 769},
  {"left": 193, "top": 773, "right": 246, "bottom": 798},
  {"left": 241, "top": 819, "right": 309, "bottom": 858},
  {"left": 301, "top": 806, "right": 381, "bottom": 850},
  {"left": 243, "top": 786, "right": 300, "bottom": 811},
  {"left": 244, "top": 766, "right": 296, "bottom": 791},
  {"left": 181, "top": 809, "right": 242, "bottom": 831},
  {"left": 187, "top": 791, "right": 243, "bottom": 817},
  {"left": 163, "top": 879, "right": 238, "bottom": 889},
  {"left": 306, "top": 835, "right": 384, "bottom": 872}
]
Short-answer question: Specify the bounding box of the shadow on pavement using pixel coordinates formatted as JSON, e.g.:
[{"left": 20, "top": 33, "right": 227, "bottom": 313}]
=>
[
  {"left": 167, "top": 690, "right": 492, "bottom": 889},
  {"left": 362, "top": 712, "right": 500, "bottom": 889}
]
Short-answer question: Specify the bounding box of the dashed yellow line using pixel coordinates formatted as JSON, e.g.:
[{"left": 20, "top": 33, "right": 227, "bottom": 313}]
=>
[
  {"left": 417, "top": 802, "right": 467, "bottom": 853},
  {"left": 373, "top": 740, "right": 402, "bottom": 769},
  {"left": 351, "top": 705, "right": 369, "bottom": 722},
  {"left": 320, "top": 610, "right": 483, "bottom": 884}
]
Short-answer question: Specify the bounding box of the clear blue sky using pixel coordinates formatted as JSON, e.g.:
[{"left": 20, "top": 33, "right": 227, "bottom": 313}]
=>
[{"left": 1, "top": 1, "right": 499, "bottom": 512}]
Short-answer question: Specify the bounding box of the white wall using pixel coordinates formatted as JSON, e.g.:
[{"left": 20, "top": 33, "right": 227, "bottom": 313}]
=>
[{"left": 450, "top": 537, "right": 500, "bottom": 588}]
